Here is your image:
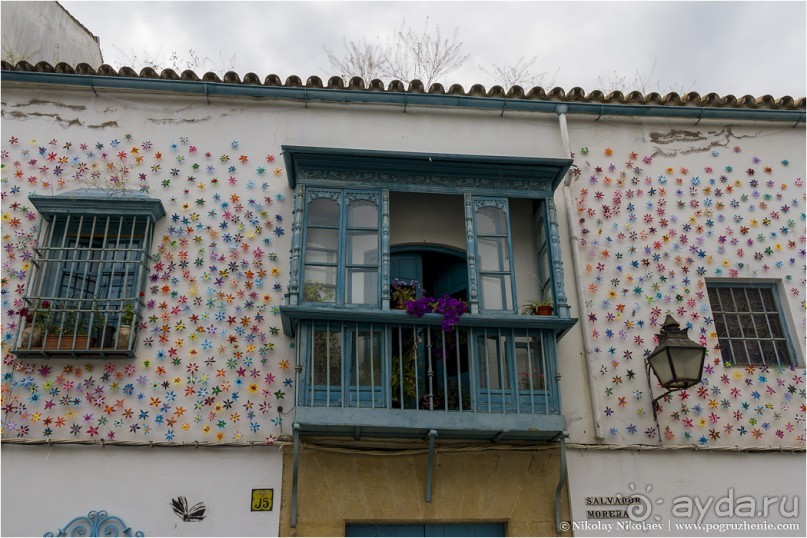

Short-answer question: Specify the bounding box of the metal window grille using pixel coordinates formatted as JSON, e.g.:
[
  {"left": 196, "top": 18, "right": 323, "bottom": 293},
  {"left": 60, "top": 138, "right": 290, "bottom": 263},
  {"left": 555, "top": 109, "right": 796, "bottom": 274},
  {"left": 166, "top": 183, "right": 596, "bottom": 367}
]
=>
[
  {"left": 707, "top": 284, "right": 795, "bottom": 367},
  {"left": 15, "top": 213, "right": 153, "bottom": 356}
]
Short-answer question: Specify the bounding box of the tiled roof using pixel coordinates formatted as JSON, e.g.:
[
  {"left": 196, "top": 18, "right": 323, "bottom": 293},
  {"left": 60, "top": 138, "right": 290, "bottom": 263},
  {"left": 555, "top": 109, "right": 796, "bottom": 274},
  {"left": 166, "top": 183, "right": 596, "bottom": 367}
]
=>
[{"left": 2, "top": 60, "right": 804, "bottom": 110}]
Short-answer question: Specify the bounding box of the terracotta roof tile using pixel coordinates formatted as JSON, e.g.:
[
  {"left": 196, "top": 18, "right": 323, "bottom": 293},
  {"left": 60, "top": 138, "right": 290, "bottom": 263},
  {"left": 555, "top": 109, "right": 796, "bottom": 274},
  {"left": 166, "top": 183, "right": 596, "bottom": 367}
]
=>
[{"left": 2, "top": 61, "right": 804, "bottom": 110}]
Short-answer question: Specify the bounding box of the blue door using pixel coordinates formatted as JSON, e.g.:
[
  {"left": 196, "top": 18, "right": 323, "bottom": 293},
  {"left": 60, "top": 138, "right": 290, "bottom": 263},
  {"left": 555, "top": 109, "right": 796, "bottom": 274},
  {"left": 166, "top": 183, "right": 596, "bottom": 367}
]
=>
[{"left": 346, "top": 523, "right": 505, "bottom": 537}]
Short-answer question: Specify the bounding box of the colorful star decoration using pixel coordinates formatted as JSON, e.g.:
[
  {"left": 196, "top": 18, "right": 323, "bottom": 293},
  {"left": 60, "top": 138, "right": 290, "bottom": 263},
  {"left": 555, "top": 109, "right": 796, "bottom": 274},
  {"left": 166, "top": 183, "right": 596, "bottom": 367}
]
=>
[
  {"left": 0, "top": 135, "right": 805, "bottom": 448},
  {"left": 574, "top": 145, "right": 805, "bottom": 446},
  {"left": 1, "top": 135, "right": 290, "bottom": 442}
]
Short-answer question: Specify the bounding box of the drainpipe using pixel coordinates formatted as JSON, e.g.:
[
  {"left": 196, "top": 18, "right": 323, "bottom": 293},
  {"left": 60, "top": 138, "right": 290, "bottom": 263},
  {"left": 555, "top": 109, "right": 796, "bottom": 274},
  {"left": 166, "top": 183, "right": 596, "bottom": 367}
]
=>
[{"left": 556, "top": 105, "right": 605, "bottom": 442}]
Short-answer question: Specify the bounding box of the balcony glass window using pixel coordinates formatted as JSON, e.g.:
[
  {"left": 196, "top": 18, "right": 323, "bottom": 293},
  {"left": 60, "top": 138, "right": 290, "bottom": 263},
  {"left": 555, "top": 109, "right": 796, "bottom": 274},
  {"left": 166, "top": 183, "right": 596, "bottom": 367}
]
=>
[{"left": 302, "top": 190, "right": 379, "bottom": 306}]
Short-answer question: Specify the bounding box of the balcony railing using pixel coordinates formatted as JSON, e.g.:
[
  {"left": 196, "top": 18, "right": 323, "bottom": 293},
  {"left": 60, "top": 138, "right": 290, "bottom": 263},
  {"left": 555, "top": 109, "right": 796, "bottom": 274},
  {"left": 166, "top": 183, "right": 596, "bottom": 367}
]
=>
[
  {"left": 283, "top": 306, "right": 576, "bottom": 440},
  {"left": 12, "top": 297, "right": 140, "bottom": 358}
]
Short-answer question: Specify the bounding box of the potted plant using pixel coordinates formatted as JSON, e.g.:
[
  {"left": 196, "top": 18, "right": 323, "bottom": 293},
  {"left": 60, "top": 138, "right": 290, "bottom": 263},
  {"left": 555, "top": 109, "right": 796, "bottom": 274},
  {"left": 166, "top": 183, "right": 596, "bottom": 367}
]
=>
[
  {"left": 115, "top": 302, "right": 136, "bottom": 349},
  {"left": 43, "top": 305, "right": 96, "bottom": 350},
  {"left": 520, "top": 298, "right": 554, "bottom": 316},
  {"left": 391, "top": 337, "right": 419, "bottom": 407},
  {"left": 302, "top": 280, "right": 335, "bottom": 303},
  {"left": 405, "top": 294, "right": 468, "bottom": 332},
  {"left": 18, "top": 299, "right": 50, "bottom": 347},
  {"left": 391, "top": 278, "right": 418, "bottom": 310}
]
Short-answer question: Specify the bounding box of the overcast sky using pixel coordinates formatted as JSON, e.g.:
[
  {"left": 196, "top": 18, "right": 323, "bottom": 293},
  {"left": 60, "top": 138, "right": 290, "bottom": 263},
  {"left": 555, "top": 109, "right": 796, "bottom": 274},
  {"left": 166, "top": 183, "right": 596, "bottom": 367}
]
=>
[{"left": 60, "top": 1, "right": 806, "bottom": 98}]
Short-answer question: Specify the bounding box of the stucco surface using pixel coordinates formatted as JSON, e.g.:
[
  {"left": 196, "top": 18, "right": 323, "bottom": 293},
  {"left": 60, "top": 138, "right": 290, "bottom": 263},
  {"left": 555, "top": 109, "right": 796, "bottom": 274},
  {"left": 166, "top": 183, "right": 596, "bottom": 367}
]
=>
[{"left": 279, "top": 443, "right": 571, "bottom": 536}]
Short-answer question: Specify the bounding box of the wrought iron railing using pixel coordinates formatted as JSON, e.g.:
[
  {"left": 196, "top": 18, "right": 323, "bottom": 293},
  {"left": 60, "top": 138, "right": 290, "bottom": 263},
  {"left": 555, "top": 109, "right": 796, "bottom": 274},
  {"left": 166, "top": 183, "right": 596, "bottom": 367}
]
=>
[
  {"left": 12, "top": 296, "right": 140, "bottom": 357},
  {"left": 294, "top": 316, "right": 560, "bottom": 416}
]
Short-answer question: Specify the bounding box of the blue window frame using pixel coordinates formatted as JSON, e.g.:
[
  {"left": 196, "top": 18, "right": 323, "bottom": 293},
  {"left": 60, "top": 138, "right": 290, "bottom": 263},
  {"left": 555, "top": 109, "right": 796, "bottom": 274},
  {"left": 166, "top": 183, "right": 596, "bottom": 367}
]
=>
[
  {"left": 707, "top": 281, "right": 798, "bottom": 367},
  {"left": 301, "top": 321, "right": 384, "bottom": 407},
  {"left": 13, "top": 190, "right": 164, "bottom": 357},
  {"left": 473, "top": 197, "right": 516, "bottom": 312},
  {"left": 475, "top": 328, "right": 555, "bottom": 412},
  {"left": 302, "top": 189, "right": 380, "bottom": 307},
  {"left": 533, "top": 199, "right": 554, "bottom": 305}
]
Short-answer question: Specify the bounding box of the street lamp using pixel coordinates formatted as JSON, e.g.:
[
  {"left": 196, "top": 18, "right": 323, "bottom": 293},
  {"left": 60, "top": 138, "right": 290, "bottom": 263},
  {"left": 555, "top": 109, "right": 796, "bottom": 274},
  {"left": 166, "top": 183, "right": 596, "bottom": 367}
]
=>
[{"left": 646, "top": 315, "right": 707, "bottom": 437}]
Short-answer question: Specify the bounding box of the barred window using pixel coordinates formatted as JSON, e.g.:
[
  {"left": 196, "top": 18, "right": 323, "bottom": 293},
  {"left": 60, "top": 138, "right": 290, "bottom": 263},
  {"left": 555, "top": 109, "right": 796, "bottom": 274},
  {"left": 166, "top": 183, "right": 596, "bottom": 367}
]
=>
[
  {"left": 13, "top": 190, "right": 164, "bottom": 357},
  {"left": 707, "top": 282, "right": 796, "bottom": 367}
]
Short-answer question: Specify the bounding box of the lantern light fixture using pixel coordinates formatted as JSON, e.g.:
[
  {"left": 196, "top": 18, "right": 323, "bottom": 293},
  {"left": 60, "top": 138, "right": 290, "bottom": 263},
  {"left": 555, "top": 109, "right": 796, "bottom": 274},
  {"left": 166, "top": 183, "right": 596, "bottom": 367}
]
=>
[{"left": 646, "top": 315, "right": 707, "bottom": 438}]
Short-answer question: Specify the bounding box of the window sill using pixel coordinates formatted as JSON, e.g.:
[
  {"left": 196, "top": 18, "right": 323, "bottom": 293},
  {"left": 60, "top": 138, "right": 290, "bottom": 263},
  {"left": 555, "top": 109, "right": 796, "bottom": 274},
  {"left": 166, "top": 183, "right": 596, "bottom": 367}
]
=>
[
  {"left": 280, "top": 304, "right": 577, "bottom": 338},
  {"left": 10, "top": 347, "right": 136, "bottom": 359}
]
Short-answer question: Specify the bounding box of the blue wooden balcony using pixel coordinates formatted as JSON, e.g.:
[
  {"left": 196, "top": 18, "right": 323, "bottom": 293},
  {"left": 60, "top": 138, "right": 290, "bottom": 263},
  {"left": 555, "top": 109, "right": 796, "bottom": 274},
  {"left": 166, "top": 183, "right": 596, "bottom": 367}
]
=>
[{"left": 281, "top": 306, "right": 576, "bottom": 442}]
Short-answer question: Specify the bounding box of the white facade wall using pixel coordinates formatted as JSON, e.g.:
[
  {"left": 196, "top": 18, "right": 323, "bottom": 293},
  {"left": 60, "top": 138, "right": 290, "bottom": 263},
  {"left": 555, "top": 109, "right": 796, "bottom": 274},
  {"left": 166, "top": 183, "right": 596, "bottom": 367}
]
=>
[
  {"left": 555, "top": 115, "right": 806, "bottom": 535},
  {"left": 1, "top": 444, "right": 283, "bottom": 536},
  {"left": 0, "top": 84, "right": 565, "bottom": 535},
  {"left": 556, "top": 116, "right": 806, "bottom": 446},
  {"left": 1, "top": 2, "right": 103, "bottom": 66},
  {"left": 1, "top": 80, "right": 804, "bottom": 536},
  {"left": 566, "top": 449, "right": 805, "bottom": 536}
]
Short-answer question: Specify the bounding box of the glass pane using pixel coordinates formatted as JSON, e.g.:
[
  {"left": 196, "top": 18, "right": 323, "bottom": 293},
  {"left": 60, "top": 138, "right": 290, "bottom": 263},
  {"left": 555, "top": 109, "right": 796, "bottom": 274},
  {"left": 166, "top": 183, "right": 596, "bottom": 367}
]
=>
[
  {"left": 707, "top": 286, "right": 720, "bottom": 306},
  {"left": 748, "top": 340, "right": 765, "bottom": 364},
  {"left": 713, "top": 314, "right": 727, "bottom": 336},
  {"left": 308, "top": 196, "right": 340, "bottom": 227},
  {"left": 538, "top": 252, "right": 551, "bottom": 285},
  {"left": 515, "top": 337, "right": 544, "bottom": 390},
  {"left": 768, "top": 315, "right": 784, "bottom": 338},
  {"left": 347, "top": 198, "right": 378, "bottom": 228},
  {"left": 349, "top": 329, "right": 383, "bottom": 386},
  {"left": 303, "top": 266, "right": 336, "bottom": 303},
  {"left": 729, "top": 340, "right": 748, "bottom": 364},
  {"left": 481, "top": 275, "right": 512, "bottom": 311},
  {"left": 774, "top": 340, "right": 792, "bottom": 365},
  {"left": 305, "top": 228, "right": 338, "bottom": 264},
  {"left": 719, "top": 341, "right": 732, "bottom": 365},
  {"left": 478, "top": 335, "right": 510, "bottom": 390},
  {"left": 347, "top": 269, "right": 378, "bottom": 305},
  {"left": 726, "top": 314, "right": 741, "bottom": 336},
  {"left": 477, "top": 238, "right": 509, "bottom": 272},
  {"left": 347, "top": 231, "right": 378, "bottom": 265},
  {"left": 718, "top": 288, "right": 735, "bottom": 311},
  {"left": 747, "top": 288, "right": 763, "bottom": 311},
  {"left": 476, "top": 205, "right": 507, "bottom": 235},
  {"left": 535, "top": 211, "right": 547, "bottom": 244},
  {"left": 313, "top": 328, "right": 342, "bottom": 386},
  {"left": 739, "top": 314, "right": 755, "bottom": 337},
  {"left": 734, "top": 288, "right": 749, "bottom": 311},
  {"left": 760, "top": 287, "right": 776, "bottom": 310},
  {"left": 753, "top": 315, "right": 770, "bottom": 338}
]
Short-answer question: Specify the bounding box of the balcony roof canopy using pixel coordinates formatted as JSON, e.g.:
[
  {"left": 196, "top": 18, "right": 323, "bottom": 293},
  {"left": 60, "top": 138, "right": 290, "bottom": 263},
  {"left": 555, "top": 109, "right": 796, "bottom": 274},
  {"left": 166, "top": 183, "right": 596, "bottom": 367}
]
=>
[{"left": 282, "top": 146, "right": 573, "bottom": 196}]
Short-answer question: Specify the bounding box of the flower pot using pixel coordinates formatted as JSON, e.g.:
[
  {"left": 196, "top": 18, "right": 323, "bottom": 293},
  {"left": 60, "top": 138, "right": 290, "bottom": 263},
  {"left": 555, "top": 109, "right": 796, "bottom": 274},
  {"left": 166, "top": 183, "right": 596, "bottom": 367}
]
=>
[
  {"left": 43, "top": 334, "right": 96, "bottom": 350},
  {"left": 535, "top": 306, "right": 553, "bottom": 316},
  {"left": 115, "top": 325, "right": 132, "bottom": 349},
  {"left": 97, "top": 326, "right": 116, "bottom": 348},
  {"left": 20, "top": 325, "right": 43, "bottom": 347}
]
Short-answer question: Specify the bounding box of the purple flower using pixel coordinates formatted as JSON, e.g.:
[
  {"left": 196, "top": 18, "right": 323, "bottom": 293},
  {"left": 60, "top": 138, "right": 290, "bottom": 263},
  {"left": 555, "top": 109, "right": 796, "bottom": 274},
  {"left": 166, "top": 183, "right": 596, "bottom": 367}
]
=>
[
  {"left": 405, "top": 296, "right": 433, "bottom": 317},
  {"left": 404, "top": 294, "right": 467, "bottom": 332}
]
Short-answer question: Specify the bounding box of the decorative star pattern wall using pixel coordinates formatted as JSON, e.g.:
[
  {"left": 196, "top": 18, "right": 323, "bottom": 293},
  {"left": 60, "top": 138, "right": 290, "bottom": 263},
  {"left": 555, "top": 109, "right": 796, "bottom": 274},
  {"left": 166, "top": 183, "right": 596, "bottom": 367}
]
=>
[
  {"left": 572, "top": 145, "right": 806, "bottom": 446},
  {"left": 1, "top": 134, "right": 291, "bottom": 443},
  {"left": 2, "top": 132, "right": 805, "bottom": 448}
]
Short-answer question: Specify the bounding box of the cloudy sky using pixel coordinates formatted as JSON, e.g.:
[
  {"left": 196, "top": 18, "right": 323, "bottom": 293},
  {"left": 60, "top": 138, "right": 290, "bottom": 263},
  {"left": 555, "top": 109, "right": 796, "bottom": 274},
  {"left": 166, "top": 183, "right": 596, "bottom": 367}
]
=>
[{"left": 60, "top": 1, "right": 806, "bottom": 98}]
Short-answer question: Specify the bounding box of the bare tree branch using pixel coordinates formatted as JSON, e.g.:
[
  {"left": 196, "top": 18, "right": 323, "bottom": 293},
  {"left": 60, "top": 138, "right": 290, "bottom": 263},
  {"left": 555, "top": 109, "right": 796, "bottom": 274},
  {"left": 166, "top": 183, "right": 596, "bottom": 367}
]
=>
[
  {"left": 384, "top": 17, "right": 468, "bottom": 87},
  {"left": 110, "top": 46, "right": 236, "bottom": 76},
  {"left": 480, "top": 56, "right": 559, "bottom": 90},
  {"left": 324, "top": 17, "right": 468, "bottom": 87},
  {"left": 324, "top": 36, "right": 387, "bottom": 82},
  {"left": 597, "top": 58, "right": 697, "bottom": 95}
]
